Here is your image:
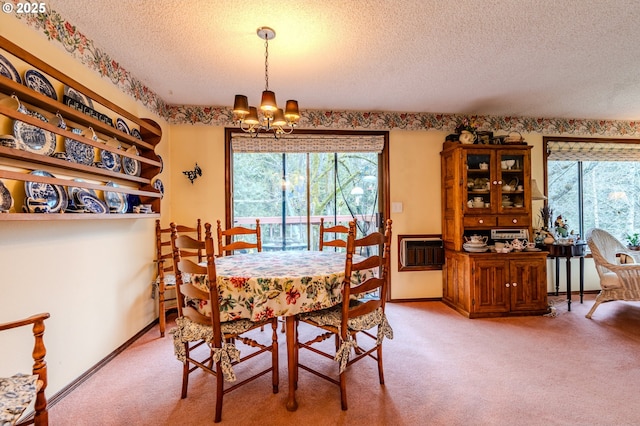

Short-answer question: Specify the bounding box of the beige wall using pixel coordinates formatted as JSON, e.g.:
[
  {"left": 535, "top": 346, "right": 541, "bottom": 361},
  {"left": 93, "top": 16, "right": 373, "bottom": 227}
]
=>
[{"left": 0, "top": 15, "right": 602, "bottom": 398}]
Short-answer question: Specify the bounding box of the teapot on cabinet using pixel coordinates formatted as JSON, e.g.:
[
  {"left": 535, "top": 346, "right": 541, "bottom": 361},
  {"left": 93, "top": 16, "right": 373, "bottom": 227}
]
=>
[{"left": 465, "top": 234, "right": 488, "bottom": 245}]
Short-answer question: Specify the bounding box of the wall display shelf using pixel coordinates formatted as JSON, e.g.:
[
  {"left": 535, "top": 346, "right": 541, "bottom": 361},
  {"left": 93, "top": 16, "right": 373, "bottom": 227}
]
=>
[
  {"left": 0, "top": 36, "right": 163, "bottom": 220},
  {"left": 440, "top": 141, "right": 547, "bottom": 318}
]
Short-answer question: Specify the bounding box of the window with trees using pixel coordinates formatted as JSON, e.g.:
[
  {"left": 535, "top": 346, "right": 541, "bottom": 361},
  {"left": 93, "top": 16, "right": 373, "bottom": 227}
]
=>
[
  {"left": 225, "top": 130, "right": 389, "bottom": 251},
  {"left": 544, "top": 137, "right": 640, "bottom": 242}
]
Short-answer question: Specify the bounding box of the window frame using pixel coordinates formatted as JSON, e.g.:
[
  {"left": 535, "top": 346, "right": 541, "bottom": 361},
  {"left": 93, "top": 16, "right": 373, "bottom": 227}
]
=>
[
  {"left": 224, "top": 127, "right": 390, "bottom": 240},
  {"left": 543, "top": 136, "right": 640, "bottom": 239}
]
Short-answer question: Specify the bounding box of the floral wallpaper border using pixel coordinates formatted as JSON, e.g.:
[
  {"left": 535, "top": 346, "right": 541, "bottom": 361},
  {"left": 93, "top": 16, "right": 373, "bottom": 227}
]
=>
[{"left": 12, "top": 7, "right": 640, "bottom": 137}]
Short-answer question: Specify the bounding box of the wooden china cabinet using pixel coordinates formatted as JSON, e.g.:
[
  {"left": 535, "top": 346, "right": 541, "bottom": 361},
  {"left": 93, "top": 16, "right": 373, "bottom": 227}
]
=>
[{"left": 440, "top": 141, "right": 548, "bottom": 318}]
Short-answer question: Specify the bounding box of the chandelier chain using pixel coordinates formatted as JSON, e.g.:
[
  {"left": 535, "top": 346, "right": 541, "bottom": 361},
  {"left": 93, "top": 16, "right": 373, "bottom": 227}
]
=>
[{"left": 264, "top": 37, "right": 269, "bottom": 91}]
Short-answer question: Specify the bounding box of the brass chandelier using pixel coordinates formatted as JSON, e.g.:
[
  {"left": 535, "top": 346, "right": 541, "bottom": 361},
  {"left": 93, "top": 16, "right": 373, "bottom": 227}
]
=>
[{"left": 232, "top": 27, "right": 300, "bottom": 138}]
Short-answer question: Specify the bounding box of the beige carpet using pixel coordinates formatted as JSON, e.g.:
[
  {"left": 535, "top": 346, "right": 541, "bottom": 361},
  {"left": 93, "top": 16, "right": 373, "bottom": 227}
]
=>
[{"left": 49, "top": 294, "right": 640, "bottom": 425}]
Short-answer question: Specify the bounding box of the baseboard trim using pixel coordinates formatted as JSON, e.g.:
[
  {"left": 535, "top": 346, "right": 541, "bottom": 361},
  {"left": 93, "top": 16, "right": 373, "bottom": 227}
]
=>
[{"left": 47, "top": 319, "right": 158, "bottom": 408}]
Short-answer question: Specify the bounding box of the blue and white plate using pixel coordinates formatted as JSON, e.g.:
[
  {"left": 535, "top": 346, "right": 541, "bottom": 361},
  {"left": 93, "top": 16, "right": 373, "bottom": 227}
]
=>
[
  {"left": 0, "top": 180, "right": 13, "bottom": 212},
  {"left": 100, "top": 139, "right": 122, "bottom": 172},
  {"left": 64, "top": 85, "right": 94, "bottom": 109},
  {"left": 116, "top": 118, "right": 130, "bottom": 135},
  {"left": 76, "top": 190, "right": 108, "bottom": 214},
  {"left": 131, "top": 128, "right": 142, "bottom": 140},
  {"left": 67, "top": 179, "right": 96, "bottom": 208},
  {"left": 123, "top": 145, "right": 141, "bottom": 176},
  {"left": 153, "top": 178, "right": 164, "bottom": 199},
  {"left": 24, "top": 170, "right": 68, "bottom": 213},
  {"left": 24, "top": 69, "right": 57, "bottom": 100},
  {"left": 104, "top": 182, "right": 127, "bottom": 214},
  {"left": 65, "top": 128, "right": 94, "bottom": 165},
  {"left": 0, "top": 53, "right": 21, "bottom": 84},
  {"left": 13, "top": 110, "right": 57, "bottom": 156}
]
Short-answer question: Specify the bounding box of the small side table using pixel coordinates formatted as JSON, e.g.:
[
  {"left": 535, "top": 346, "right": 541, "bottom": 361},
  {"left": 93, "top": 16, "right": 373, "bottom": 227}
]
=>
[{"left": 545, "top": 243, "right": 586, "bottom": 311}]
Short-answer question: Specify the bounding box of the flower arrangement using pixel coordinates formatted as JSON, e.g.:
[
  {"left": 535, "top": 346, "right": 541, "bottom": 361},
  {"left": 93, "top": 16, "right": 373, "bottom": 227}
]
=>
[{"left": 455, "top": 117, "right": 478, "bottom": 134}]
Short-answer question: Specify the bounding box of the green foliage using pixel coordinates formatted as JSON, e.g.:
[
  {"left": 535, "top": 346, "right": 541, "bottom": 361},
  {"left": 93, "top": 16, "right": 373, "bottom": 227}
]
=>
[{"left": 626, "top": 232, "right": 640, "bottom": 247}]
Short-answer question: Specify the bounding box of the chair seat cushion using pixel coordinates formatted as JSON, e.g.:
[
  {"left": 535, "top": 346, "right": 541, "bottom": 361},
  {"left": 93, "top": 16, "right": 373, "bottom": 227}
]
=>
[
  {"left": 601, "top": 271, "right": 623, "bottom": 289},
  {"left": 0, "top": 374, "right": 38, "bottom": 425},
  {"left": 170, "top": 316, "right": 266, "bottom": 382}
]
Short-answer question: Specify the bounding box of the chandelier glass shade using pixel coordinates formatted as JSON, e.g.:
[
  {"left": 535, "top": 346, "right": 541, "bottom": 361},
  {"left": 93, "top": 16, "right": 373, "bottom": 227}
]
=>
[{"left": 233, "top": 27, "right": 300, "bottom": 138}]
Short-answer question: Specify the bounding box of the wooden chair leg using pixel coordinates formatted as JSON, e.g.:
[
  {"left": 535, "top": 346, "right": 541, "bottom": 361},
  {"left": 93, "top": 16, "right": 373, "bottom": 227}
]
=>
[
  {"left": 214, "top": 357, "right": 225, "bottom": 423},
  {"left": 377, "top": 344, "right": 385, "bottom": 384},
  {"left": 339, "top": 370, "right": 348, "bottom": 410},
  {"left": 158, "top": 288, "right": 166, "bottom": 337},
  {"left": 272, "top": 320, "right": 279, "bottom": 393}
]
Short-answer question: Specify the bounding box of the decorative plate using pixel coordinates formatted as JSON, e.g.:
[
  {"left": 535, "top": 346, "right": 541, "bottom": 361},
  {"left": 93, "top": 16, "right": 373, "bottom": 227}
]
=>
[
  {"left": 0, "top": 180, "right": 13, "bottom": 212},
  {"left": 76, "top": 190, "right": 108, "bottom": 214},
  {"left": 67, "top": 179, "right": 97, "bottom": 207},
  {"left": 24, "top": 69, "right": 57, "bottom": 100},
  {"left": 116, "top": 118, "right": 130, "bottom": 135},
  {"left": 153, "top": 178, "right": 164, "bottom": 199},
  {"left": 100, "top": 150, "right": 121, "bottom": 172},
  {"left": 24, "top": 170, "right": 68, "bottom": 213},
  {"left": 65, "top": 128, "right": 94, "bottom": 165},
  {"left": 0, "top": 53, "right": 21, "bottom": 84},
  {"left": 131, "top": 128, "right": 142, "bottom": 140},
  {"left": 64, "top": 85, "right": 94, "bottom": 109},
  {"left": 104, "top": 182, "right": 128, "bottom": 214},
  {"left": 157, "top": 154, "right": 163, "bottom": 173},
  {"left": 13, "top": 110, "right": 57, "bottom": 156},
  {"left": 123, "top": 145, "right": 141, "bottom": 176},
  {"left": 100, "top": 140, "right": 122, "bottom": 172}
]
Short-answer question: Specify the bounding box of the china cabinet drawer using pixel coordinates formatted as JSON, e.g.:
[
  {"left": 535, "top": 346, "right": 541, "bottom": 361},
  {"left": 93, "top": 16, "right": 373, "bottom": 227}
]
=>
[
  {"left": 497, "top": 215, "right": 529, "bottom": 227},
  {"left": 463, "top": 216, "right": 496, "bottom": 228}
]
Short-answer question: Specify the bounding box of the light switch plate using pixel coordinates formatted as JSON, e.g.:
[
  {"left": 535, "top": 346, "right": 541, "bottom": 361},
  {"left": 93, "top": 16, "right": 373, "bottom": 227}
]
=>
[{"left": 392, "top": 202, "right": 403, "bottom": 213}]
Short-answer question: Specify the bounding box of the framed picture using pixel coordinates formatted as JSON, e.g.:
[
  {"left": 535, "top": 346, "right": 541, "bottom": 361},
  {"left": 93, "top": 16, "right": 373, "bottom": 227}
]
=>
[{"left": 476, "top": 131, "right": 493, "bottom": 145}]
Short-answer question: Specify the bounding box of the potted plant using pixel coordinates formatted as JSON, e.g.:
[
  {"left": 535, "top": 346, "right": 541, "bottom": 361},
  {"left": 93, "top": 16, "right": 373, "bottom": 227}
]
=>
[{"left": 626, "top": 232, "right": 640, "bottom": 250}]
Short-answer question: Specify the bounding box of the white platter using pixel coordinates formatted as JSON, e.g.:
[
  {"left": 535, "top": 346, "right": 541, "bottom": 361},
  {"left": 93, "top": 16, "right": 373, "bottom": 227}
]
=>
[
  {"left": 13, "top": 110, "right": 56, "bottom": 156},
  {"left": 464, "top": 246, "right": 489, "bottom": 253},
  {"left": 24, "top": 170, "right": 68, "bottom": 213},
  {"left": 104, "top": 182, "right": 127, "bottom": 214}
]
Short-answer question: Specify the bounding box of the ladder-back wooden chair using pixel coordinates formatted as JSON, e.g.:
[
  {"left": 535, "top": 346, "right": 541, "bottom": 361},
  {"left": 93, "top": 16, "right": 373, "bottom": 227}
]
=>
[
  {"left": 0, "top": 313, "right": 50, "bottom": 426},
  {"left": 295, "top": 219, "right": 393, "bottom": 410},
  {"left": 155, "top": 219, "right": 202, "bottom": 337},
  {"left": 169, "top": 222, "right": 278, "bottom": 423},
  {"left": 216, "top": 219, "right": 262, "bottom": 256},
  {"left": 319, "top": 218, "right": 350, "bottom": 251}
]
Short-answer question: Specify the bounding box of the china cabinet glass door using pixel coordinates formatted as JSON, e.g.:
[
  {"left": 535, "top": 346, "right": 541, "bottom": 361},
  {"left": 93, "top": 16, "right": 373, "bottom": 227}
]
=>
[
  {"left": 498, "top": 151, "right": 526, "bottom": 213},
  {"left": 465, "top": 151, "right": 492, "bottom": 213}
]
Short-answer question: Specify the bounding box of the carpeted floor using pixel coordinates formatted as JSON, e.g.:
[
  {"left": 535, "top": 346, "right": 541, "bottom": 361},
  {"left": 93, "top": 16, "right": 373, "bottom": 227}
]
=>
[{"left": 49, "top": 294, "right": 640, "bottom": 425}]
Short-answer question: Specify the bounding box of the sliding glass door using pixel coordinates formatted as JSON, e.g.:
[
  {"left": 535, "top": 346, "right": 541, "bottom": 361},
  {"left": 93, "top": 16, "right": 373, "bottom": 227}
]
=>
[{"left": 226, "top": 130, "right": 388, "bottom": 251}]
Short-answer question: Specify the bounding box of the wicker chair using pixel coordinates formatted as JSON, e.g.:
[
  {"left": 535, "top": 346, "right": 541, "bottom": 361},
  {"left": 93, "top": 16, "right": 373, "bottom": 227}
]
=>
[{"left": 585, "top": 228, "right": 640, "bottom": 318}]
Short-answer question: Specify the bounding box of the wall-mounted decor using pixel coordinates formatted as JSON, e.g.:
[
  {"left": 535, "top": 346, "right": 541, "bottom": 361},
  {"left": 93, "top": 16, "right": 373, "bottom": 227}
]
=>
[{"left": 183, "top": 163, "right": 202, "bottom": 184}]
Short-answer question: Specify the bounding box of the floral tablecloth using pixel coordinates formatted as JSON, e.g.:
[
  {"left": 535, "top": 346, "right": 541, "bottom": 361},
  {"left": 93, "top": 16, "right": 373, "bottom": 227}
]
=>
[{"left": 191, "top": 251, "right": 374, "bottom": 322}]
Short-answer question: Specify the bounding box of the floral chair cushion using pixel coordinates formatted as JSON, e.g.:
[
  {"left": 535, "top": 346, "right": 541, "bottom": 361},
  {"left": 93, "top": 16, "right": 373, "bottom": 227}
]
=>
[
  {"left": 300, "top": 300, "right": 393, "bottom": 373},
  {"left": 0, "top": 373, "right": 38, "bottom": 426},
  {"left": 169, "top": 316, "right": 260, "bottom": 382}
]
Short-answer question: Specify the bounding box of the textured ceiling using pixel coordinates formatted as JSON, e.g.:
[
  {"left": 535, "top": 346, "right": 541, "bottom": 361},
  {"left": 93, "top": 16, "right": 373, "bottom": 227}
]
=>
[{"left": 46, "top": 0, "right": 640, "bottom": 120}]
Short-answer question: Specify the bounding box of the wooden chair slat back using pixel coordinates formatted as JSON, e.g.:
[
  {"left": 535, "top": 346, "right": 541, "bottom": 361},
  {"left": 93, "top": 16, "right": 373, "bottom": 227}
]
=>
[
  {"left": 319, "top": 217, "right": 351, "bottom": 251},
  {"left": 216, "top": 219, "right": 262, "bottom": 256},
  {"left": 171, "top": 222, "right": 224, "bottom": 342},
  {"left": 342, "top": 219, "right": 393, "bottom": 326}
]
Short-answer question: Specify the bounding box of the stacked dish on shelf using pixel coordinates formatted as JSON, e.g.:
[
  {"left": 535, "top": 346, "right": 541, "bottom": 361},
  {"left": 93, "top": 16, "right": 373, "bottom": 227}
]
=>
[{"left": 463, "top": 241, "right": 489, "bottom": 252}]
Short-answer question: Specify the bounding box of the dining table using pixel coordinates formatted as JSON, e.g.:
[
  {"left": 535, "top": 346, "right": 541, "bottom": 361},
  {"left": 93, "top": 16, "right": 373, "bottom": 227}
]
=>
[{"left": 192, "top": 249, "right": 375, "bottom": 411}]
